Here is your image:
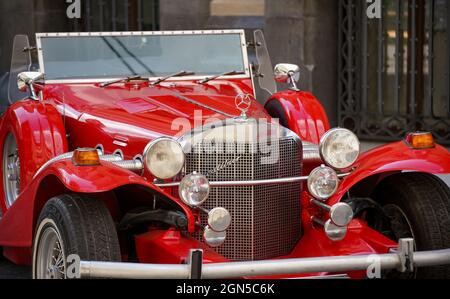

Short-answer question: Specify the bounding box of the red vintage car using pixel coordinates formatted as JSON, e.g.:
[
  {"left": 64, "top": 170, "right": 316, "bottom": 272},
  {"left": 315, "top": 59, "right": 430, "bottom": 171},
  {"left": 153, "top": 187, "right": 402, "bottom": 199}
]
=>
[{"left": 0, "top": 30, "right": 449, "bottom": 279}]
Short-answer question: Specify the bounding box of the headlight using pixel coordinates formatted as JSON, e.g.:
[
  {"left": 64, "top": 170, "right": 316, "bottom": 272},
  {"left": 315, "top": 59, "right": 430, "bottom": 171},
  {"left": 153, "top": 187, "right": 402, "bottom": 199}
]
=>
[
  {"left": 324, "top": 219, "right": 347, "bottom": 241},
  {"left": 179, "top": 172, "right": 210, "bottom": 206},
  {"left": 143, "top": 138, "right": 185, "bottom": 180},
  {"left": 307, "top": 165, "right": 339, "bottom": 200},
  {"left": 203, "top": 226, "right": 226, "bottom": 247},
  {"left": 319, "top": 128, "right": 360, "bottom": 170},
  {"left": 330, "top": 203, "right": 353, "bottom": 227},
  {"left": 208, "top": 207, "right": 231, "bottom": 232}
]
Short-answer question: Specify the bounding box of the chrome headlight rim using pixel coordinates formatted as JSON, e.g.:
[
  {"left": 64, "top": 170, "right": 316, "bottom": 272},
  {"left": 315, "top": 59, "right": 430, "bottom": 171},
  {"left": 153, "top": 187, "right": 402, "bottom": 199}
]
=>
[
  {"left": 307, "top": 165, "right": 339, "bottom": 201},
  {"left": 178, "top": 172, "right": 210, "bottom": 207},
  {"left": 324, "top": 219, "right": 347, "bottom": 241},
  {"left": 330, "top": 202, "right": 354, "bottom": 227},
  {"left": 203, "top": 226, "right": 226, "bottom": 247},
  {"left": 319, "top": 128, "right": 360, "bottom": 170},
  {"left": 143, "top": 137, "right": 185, "bottom": 180},
  {"left": 208, "top": 207, "right": 232, "bottom": 232}
]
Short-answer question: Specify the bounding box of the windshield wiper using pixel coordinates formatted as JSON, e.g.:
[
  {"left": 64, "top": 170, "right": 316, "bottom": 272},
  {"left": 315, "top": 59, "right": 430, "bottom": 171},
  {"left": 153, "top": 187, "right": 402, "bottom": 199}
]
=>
[
  {"left": 151, "top": 71, "right": 195, "bottom": 86},
  {"left": 198, "top": 70, "right": 244, "bottom": 84},
  {"left": 99, "top": 75, "right": 147, "bottom": 88}
]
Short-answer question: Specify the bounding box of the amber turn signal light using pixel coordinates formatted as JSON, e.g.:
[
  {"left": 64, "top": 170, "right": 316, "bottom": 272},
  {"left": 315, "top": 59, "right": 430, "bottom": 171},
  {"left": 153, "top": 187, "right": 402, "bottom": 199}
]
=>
[
  {"left": 405, "top": 132, "right": 435, "bottom": 149},
  {"left": 72, "top": 148, "right": 101, "bottom": 166}
]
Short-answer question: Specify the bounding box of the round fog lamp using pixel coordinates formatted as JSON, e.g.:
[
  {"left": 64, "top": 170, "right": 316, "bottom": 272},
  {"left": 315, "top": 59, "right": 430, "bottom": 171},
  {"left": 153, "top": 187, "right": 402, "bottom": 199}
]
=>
[
  {"left": 324, "top": 219, "right": 347, "bottom": 241},
  {"left": 203, "top": 226, "right": 226, "bottom": 247},
  {"left": 307, "top": 166, "right": 339, "bottom": 200},
  {"left": 319, "top": 128, "right": 360, "bottom": 170},
  {"left": 179, "top": 172, "right": 210, "bottom": 206},
  {"left": 144, "top": 138, "right": 185, "bottom": 180},
  {"left": 208, "top": 207, "right": 231, "bottom": 232},
  {"left": 330, "top": 203, "right": 354, "bottom": 227}
]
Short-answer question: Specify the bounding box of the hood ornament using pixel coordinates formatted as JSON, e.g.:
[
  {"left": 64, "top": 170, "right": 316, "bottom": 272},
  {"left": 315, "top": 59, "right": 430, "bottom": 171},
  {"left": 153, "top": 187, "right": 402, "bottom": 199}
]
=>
[{"left": 234, "top": 93, "right": 252, "bottom": 120}]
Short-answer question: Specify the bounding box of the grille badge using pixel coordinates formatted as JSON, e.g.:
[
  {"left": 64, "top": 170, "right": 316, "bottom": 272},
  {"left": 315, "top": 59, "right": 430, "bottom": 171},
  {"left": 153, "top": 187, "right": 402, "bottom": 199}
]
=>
[{"left": 206, "top": 156, "right": 241, "bottom": 177}]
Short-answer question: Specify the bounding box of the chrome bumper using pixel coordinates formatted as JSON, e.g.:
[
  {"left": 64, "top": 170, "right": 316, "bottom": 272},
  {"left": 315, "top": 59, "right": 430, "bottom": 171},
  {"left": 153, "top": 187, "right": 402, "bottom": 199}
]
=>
[{"left": 79, "top": 239, "right": 450, "bottom": 279}]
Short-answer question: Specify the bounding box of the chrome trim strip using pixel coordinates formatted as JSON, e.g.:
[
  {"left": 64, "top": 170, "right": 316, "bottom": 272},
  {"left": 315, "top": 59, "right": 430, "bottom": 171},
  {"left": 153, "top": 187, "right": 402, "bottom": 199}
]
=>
[
  {"left": 33, "top": 152, "right": 74, "bottom": 179},
  {"left": 178, "top": 118, "right": 303, "bottom": 151},
  {"left": 36, "top": 30, "right": 247, "bottom": 38},
  {"left": 36, "top": 33, "right": 44, "bottom": 74},
  {"left": 173, "top": 94, "right": 235, "bottom": 118},
  {"left": 155, "top": 173, "right": 350, "bottom": 188},
  {"left": 79, "top": 239, "right": 450, "bottom": 279}
]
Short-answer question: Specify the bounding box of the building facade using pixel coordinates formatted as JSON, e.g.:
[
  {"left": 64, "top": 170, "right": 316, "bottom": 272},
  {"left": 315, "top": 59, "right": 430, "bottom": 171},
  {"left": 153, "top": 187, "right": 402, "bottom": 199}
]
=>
[{"left": 0, "top": 0, "right": 448, "bottom": 144}]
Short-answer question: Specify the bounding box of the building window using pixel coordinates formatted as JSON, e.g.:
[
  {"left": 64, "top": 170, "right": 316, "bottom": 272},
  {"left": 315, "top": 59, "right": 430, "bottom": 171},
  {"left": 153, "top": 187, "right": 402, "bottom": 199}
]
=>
[
  {"left": 339, "top": 0, "right": 449, "bottom": 144},
  {"left": 73, "top": 0, "right": 159, "bottom": 32}
]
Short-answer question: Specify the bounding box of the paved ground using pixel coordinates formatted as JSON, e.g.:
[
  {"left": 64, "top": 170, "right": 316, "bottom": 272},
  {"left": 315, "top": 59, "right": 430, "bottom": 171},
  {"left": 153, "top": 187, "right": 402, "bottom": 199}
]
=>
[{"left": 0, "top": 252, "right": 31, "bottom": 279}]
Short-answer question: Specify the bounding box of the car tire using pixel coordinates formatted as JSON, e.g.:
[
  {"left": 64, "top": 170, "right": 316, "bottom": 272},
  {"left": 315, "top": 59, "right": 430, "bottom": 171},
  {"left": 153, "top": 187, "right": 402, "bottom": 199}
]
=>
[
  {"left": 375, "top": 173, "right": 450, "bottom": 278},
  {"left": 32, "top": 194, "right": 121, "bottom": 279}
]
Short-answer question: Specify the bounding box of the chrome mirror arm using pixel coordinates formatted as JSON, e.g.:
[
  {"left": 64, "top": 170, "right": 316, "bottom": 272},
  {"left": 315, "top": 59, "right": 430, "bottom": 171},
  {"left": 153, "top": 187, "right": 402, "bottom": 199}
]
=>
[
  {"left": 17, "top": 71, "right": 45, "bottom": 101},
  {"left": 28, "top": 84, "right": 39, "bottom": 101},
  {"left": 288, "top": 72, "right": 300, "bottom": 91}
]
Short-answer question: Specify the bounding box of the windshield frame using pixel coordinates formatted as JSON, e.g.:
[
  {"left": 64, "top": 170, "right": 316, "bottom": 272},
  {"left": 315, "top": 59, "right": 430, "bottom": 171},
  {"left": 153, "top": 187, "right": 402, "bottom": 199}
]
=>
[{"left": 35, "top": 30, "right": 250, "bottom": 84}]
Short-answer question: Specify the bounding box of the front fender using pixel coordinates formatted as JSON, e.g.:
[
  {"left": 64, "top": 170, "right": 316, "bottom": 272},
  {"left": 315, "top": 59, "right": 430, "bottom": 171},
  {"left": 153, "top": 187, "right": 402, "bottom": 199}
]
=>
[
  {"left": 328, "top": 141, "right": 450, "bottom": 205},
  {"left": 265, "top": 90, "right": 330, "bottom": 144},
  {"left": 0, "top": 100, "right": 68, "bottom": 187},
  {"left": 0, "top": 159, "right": 195, "bottom": 247}
]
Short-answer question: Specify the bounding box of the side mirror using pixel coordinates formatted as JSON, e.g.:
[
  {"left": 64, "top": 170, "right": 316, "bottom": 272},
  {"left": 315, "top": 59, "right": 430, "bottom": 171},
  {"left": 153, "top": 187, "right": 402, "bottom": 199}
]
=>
[
  {"left": 17, "top": 72, "right": 44, "bottom": 91},
  {"left": 274, "top": 63, "right": 300, "bottom": 91},
  {"left": 17, "top": 71, "right": 44, "bottom": 100}
]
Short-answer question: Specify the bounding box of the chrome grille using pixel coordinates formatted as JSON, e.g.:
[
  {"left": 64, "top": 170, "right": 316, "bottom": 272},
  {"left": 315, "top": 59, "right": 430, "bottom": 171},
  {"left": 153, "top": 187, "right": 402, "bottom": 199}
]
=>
[{"left": 185, "top": 136, "right": 302, "bottom": 261}]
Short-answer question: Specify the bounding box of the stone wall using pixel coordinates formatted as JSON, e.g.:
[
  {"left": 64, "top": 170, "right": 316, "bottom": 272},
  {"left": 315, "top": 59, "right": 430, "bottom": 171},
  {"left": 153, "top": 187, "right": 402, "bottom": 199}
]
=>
[
  {"left": 158, "top": 0, "right": 338, "bottom": 125},
  {"left": 0, "top": 0, "right": 71, "bottom": 74},
  {"left": 0, "top": 0, "right": 339, "bottom": 125},
  {"left": 159, "top": 0, "right": 211, "bottom": 30},
  {"left": 264, "top": 0, "right": 338, "bottom": 125}
]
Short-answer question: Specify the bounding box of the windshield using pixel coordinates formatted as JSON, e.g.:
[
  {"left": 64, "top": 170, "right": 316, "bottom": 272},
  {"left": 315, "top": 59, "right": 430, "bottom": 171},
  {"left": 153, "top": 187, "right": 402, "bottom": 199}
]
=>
[
  {"left": 37, "top": 32, "right": 248, "bottom": 81},
  {"left": 8, "top": 35, "right": 32, "bottom": 104}
]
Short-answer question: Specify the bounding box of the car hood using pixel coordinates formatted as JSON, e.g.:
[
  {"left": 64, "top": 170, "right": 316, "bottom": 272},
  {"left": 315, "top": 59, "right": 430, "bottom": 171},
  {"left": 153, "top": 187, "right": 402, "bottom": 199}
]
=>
[{"left": 45, "top": 80, "right": 269, "bottom": 156}]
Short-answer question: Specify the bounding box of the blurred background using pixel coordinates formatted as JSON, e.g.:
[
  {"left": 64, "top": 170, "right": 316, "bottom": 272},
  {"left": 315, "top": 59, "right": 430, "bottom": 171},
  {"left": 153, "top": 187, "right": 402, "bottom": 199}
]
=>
[{"left": 0, "top": 0, "right": 449, "bottom": 146}]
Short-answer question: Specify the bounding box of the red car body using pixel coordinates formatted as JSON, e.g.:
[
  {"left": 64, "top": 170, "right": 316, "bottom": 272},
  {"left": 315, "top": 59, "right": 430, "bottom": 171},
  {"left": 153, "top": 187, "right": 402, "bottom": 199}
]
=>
[{"left": 0, "top": 31, "right": 449, "bottom": 279}]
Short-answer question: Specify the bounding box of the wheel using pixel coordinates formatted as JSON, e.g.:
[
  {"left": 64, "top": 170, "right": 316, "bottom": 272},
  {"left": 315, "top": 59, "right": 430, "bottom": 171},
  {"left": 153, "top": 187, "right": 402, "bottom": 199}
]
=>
[
  {"left": 2, "top": 132, "right": 20, "bottom": 208},
  {"left": 374, "top": 173, "right": 450, "bottom": 278},
  {"left": 32, "top": 194, "right": 121, "bottom": 279}
]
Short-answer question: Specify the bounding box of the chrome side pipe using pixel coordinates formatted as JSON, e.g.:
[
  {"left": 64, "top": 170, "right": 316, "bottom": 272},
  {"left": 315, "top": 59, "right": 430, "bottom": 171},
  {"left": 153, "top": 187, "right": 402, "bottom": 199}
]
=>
[
  {"left": 33, "top": 150, "right": 142, "bottom": 178},
  {"left": 100, "top": 154, "right": 124, "bottom": 162},
  {"left": 110, "top": 159, "right": 144, "bottom": 172},
  {"left": 79, "top": 239, "right": 450, "bottom": 279}
]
